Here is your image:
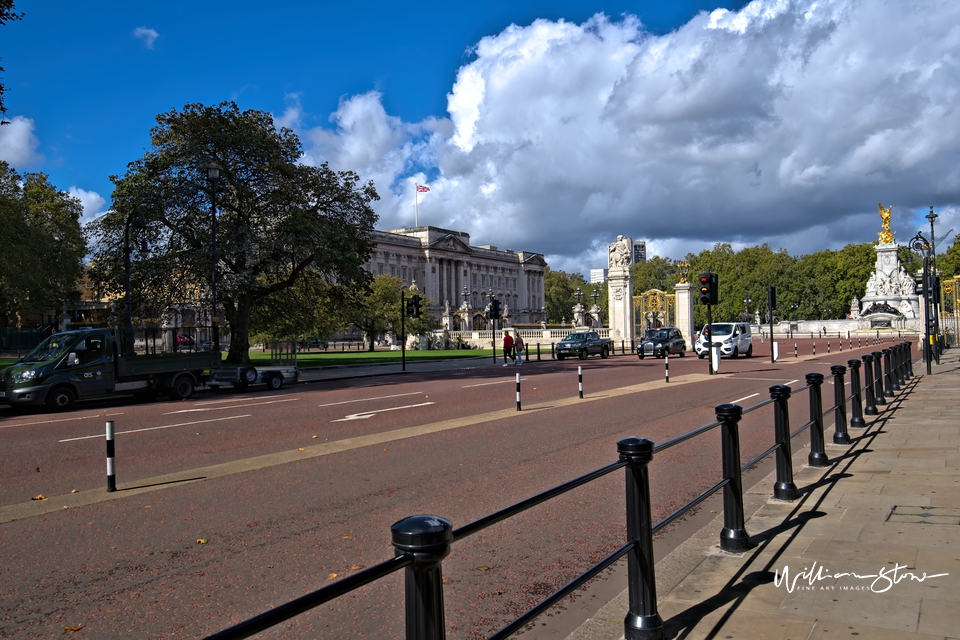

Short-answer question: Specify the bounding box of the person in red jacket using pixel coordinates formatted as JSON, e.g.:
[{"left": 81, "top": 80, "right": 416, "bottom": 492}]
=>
[{"left": 502, "top": 332, "right": 514, "bottom": 366}]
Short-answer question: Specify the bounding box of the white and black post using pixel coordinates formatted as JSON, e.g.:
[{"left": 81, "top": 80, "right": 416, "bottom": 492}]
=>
[
  {"left": 664, "top": 353, "right": 670, "bottom": 383},
  {"left": 516, "top": 372, "right": 521, "bottom": 411},
  {"left": 578, "top": 366, "right": 583, "bottom": 399},
  {"left": 106, "top": 420, "right": 117, "bottom": 492}
]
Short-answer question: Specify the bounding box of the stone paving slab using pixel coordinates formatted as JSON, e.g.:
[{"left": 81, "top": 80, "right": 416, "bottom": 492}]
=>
[{"left": 566, "top": 357, "right": 960, "bottom": 640}]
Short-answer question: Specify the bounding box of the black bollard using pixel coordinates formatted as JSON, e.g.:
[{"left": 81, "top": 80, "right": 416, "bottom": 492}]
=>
[
  {"left": 391, "top": 515, "right": 453, "bottom": 640},
  {"left": 848, "top": 359, "right": 866, "bottom": 428},
  {"left": 770, "top": 385, "right": 798, "bottom": 500},
  {"left": 905, "top": 341, "right": 914, "bottom": 378},
  {"left": 831, "top": 365, "right": 850, "bottom": 445},
  {"left": 806, "top": 373, "right": 829, "bottom": 467},
  {"left": 882, "top": 348, "right": 896, "bottom": 396},
  {"left": 872, "top": 351, "right": 885, "bottom": 404},
  {"left": 618, "top": 437, "right": 664, "bottom": 640},
  {"left": 862, "top": 354, "right": 878, "bottom": 416},
  {"left": 716, "top": 403, "right": 749, "bottom": 552}
]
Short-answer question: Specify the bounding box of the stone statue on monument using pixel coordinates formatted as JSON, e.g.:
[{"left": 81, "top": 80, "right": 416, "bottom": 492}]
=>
[{"left": 608, "top": 235, "right": 631, "bottom": 268}]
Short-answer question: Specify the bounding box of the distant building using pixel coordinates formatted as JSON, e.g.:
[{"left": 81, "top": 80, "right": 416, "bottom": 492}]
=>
[
  {"left": 633, "top": 241, "right": 647, "bottom": 264},
  {"left": 590, "top": 269, "right": 608, "bottom": 284},
  {"left": 365, "top": 226, "right": 547, "bottom": 326}
]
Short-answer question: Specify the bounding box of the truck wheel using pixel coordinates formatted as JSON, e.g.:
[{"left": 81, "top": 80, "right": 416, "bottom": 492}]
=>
[
  {"left": 600, "top": 346, "right": 609, "bottom": 359},
  {"left": 267, "top": 373, "right": 283, "bottom": 390},
  {"left": 557, "top": 354, "right": 565, "bottom": 361},
  {"left": 168, "top": 375, "right": 195, "bottom": 400},
  {"left": 46, "top": 386, "right": 75, "bottom": 411},
  {"left": 241, "top": 367, "right": 258, "bottom": 384},
  {"left": 579, "top": 348, "right": 588, "bottom": 360}
]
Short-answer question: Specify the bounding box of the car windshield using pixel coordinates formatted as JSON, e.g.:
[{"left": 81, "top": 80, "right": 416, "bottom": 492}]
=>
[
  {"left": 21, "top": 334, "right": 78, "bottom": 363},
  {"left": 564, "top": 333, "right": 587, "bottom": 341},
  {"left": 707, "top": 324, "right": 735, "bottom": 336},
  {"left": 644, "top": 330, "right": 669, "bottom": 340}
]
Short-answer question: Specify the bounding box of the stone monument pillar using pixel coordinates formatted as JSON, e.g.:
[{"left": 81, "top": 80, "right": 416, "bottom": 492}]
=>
[
  {"left": 674, "top": 283, "right": 694, "bottom": 349},
  {"left": 606, "top": 235, "right": 635, "bottom": 342}
]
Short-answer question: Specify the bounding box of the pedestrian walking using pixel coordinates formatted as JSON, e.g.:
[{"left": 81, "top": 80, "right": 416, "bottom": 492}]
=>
[
  {"left": 502, "top": 331, "right": 515, "bottom": 366},
  {"left": 515, "top": 334, "right": 524, "bottom": 365}
]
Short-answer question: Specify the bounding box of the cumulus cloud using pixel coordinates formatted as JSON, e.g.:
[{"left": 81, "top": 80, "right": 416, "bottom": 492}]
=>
[
  {"left": 133, "top": 27, "right": 159, "bottom": 49},
  {"left": 294, "top": 0, "right": 960, "bottom": 274},
  {"left": 0, "top": 115, "right": 44, "bottom": 168},
  {"left": 68, "top": 187, "right": 107, "bottom": 226}
]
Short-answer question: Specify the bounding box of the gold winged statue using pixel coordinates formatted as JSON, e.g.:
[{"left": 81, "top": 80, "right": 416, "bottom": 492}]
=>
[{"left": 878, "top": 202, "right": 894, "bottom": 244}]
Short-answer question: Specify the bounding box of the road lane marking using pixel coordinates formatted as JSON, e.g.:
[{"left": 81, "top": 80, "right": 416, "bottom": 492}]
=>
[
  {"left": 0, "top": 413, "right": 106, "bottom": 430},
  {"left": 59, "top": 415, "right": 251, "bottom": 442},
  {"left": 193, "top": 396, "right": 262, "bottom": 405},
  {"left": 318, "top": 391, "right": 423, "bottom": 407},
  {"left": 785, "top": 379, "right": 799, "bottom": 386},
  {"left": 731, "top": 393, "right": 759, "bottom": 404},
  {"left": 5, "top": 372, "right": 712, "bottom": 523},
  {"left": 163, "top": 398, "right": 299, "bottom": 414},
  {"left": 332, "top": 402, "right": 436, "bottom": 422},
  {"left": 461, "top": 379, "right": 524, "bottom": 388}
]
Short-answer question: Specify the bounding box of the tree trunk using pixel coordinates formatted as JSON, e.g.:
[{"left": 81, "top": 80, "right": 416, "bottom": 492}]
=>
[{"left": 224, "top": 298, "right": 253, "bottom": 365}]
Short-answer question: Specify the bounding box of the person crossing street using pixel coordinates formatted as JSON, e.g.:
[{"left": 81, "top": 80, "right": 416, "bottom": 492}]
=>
[
  {"left": 502, "top": 331, "right": 514, "bottom": 366},
  {"left": 514, "top": 333, "right": 524, "bottom": 365}
]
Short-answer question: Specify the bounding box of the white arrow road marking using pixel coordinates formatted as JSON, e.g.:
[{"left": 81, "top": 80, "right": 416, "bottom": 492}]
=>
[
  {"left": 332, "top": 402, "right": 435, "bottom": 422},
  {"left": 60, "top": 415, "right": 252, "bottom": 442},
  {"left": 318, "top": 391, "right": 423, "bottom": 407}
]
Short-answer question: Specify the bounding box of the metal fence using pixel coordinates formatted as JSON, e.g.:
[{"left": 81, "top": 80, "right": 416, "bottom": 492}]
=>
[
  {"left": 203, "top": 342, "right": 916, "bottom": 640},
  {"left": 0, "top": 325, "right": 54, "bottom": 353}
]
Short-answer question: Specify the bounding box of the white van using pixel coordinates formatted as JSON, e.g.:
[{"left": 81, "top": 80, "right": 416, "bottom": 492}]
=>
[{"left": 695, "top": 322, "right": 753, "bottom": 358}]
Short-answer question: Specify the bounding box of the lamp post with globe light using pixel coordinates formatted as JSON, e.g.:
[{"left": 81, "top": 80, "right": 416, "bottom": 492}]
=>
[{"left": 206, "top": 160, "right": 223, "bottom": 355}]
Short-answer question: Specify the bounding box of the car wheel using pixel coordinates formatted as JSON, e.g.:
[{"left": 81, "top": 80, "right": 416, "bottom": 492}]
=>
[
  {"left": 168, "top": 375, "right": 195, "bottom": 400},
  {"left": 267, "top": 373, "right": 283, "bottom": 390},
  {"left": 638, "top": 353, "right": 644, "bottom": 360},
  {"left": 46, "top": 386, "right": 76, "bottom": 411},
  {"left": 698, "top": 353, "right": 705, "bottom": 359},
  {"left": 731, "top": 347, "right": 739, "bottom": 358},
  {"left": 679, "top": 347, "right": 686, "bottom": 357},
  {"left": 600, "top": 346, "right": 609, "bottom": 359},
  {"left": 579, "top": 348, "right": 588, "bottom": 360},
  {"left": 557, "top": 354, "right": 565, "bottom": 361},
  {"left": 745, "top": 345, "right": 753, "bottom": 358}
]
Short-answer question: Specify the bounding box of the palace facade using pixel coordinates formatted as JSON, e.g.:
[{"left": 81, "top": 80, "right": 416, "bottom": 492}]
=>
[{"left": 366, "top": 226, "right": 547, "bottom": 326}]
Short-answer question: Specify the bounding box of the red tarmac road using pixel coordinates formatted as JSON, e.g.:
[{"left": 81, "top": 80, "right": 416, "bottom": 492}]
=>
[{"left": 0, "top": 336, "right": 906, "bottom": 638}]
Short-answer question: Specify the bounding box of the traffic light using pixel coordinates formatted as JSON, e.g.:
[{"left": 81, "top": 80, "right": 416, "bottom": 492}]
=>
[
  {"left": 405, "top": 294, "right": 421, "bottom": 318},
  {"left": 488, "top": 299, "right": 502, "bottom": 320},
  {"left": 768, "top": 285, "right": 777, "bottom": 312},
  {"left": 698, "top": 273, "right": 718, "bottom": 305}
]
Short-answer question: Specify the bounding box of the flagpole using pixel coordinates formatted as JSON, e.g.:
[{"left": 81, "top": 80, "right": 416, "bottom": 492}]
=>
[{"left": 415, "top": 183, "right": 419, "bottom": 227}]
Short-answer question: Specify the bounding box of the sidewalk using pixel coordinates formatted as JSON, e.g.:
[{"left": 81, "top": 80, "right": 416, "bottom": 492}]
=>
[{"left": 571, "top": 357, "right": 960, "bottom": 640}]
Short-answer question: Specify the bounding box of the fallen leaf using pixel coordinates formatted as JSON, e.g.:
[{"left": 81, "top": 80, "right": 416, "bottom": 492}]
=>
[
  {"left": 710, "top": 510, "right": 717, "bottom": 513},
  {"left": 328, "top": 572, "right": 338, "bottom": 579},
  {"left": 144, "top": 505, "right": 151, "bottom": 509},
  {"left": 298, "top": 448, "right": 305, "bottom": 451},
  {"left": 64, "top": 624, "right": 82, "bottom": 632},
  {"left": 277, "top": 432, "right": 281, "bottom": 435},
  {"left": 342, "top": 535, "right": 350, "bottom": 539},
  {"left": 350, "top": 565, "right": 362, "bottom": 570},
  {"left": 383, "top": 447, "right": 388, "bottom": 451},
  {"left": 31, "top": 494, "right": 47, "bottom": 501},
  {"left": 312, "top": 435, "right": 318, "bottom": 439},
  {"left": 247, "top": 522, "right": 257, "bottom": 527},
  {"left": 184, "top": 517, "right": 194, "bottom": 521},
  {"left": 197, "top": 538, "right": 208, "bottom": 544},
  {"left": 442, "top": 577, "right": 453, "bottom": 584},
  {"left": 71, "top": 489, "right": 79, "bottom": 493},
  {"left": 477, "top": 566, "right": 489, "bottom": 571}
]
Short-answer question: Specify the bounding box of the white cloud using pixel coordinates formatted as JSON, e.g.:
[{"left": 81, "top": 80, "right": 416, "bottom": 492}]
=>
[
  {"left": 68, "top": 187, "right": 107, "bottom": 226},
  {"left": 293, "top": 0, "right": 960, "bottom": 275},
  {"left": 0, "top": 116, "right": 44, "bottom": 168},
  {"left": 133, "top": 27, "right": 159, "bottom": 49}
]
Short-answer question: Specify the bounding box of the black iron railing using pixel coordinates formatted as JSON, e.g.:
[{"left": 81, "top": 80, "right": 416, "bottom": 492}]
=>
[{"left": 204, "top": 340, "right": 916, "bottom": 640}]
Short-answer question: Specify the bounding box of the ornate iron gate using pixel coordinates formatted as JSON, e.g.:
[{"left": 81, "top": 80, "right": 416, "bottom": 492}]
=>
[{"left": 634, "top": 289, "right": 676, "bottom": 336}]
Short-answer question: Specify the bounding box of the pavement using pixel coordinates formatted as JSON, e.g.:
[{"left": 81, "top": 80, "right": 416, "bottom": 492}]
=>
[{"left": 567, "top": 354, "right": 960, "bottom": 640}]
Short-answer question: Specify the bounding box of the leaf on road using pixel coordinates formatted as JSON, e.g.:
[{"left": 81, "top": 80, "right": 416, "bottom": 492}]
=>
[
  {"left": 71, "top": 489, "right": 79, "bottom": 493},
  {"left": 328, "top": 573, "right": 338, "bottom": 579},
  {"left": 247, "top": 522, "right": 257, "bottom": 527},
  {"left": 184, "top": 517, "right": 194, "bottom": 521},
  {"left": 350, "top": 565, "right": 362, "bottom": 570},
  {"left": 64, "top": 624, "right": 83, "bottom": 633},
  {"left": 144, "top": 505, "right": 151, "bottom": 509},
  {"left": 32, "top": 494, "right": 47, "bottom": 501},
  {"left": 442, "top": 577, "right": 453, "bottom": 584},
  {"left": 342, "top": 535, "right": 350, "bottom": 539},
  {"left": 298, "top": 448, "right": 305, "bottom": 451},
  {"left": 477, "top": 566, "right": 490, "bottom": 571},
  {"left": 312, "top": 435, "right": 318, "bottom": 438},
  {"left": 197, "top": 538, "right": 208, "bottom": 544}
]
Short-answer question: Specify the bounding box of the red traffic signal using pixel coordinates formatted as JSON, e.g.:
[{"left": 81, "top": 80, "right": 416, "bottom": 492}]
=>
[{"left": 698, "top": 273, "right": 718, "bottom": 305}]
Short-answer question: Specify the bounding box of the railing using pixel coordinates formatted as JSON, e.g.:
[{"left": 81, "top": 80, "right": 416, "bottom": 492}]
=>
[{"left": 204, "top": 341, "right": 916, "bottom": 640}]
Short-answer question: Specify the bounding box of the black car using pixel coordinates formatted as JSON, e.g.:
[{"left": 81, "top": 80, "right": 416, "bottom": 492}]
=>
[{"left": 637, "top": 327, "right": 686, "bottom": 359}]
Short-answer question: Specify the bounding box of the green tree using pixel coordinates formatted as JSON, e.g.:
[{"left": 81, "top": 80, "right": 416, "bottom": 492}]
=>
[
  {"left": 89, "top": 101, "right": 378, "bottom": 364},
  {"left": 632, "top": 256, "right": 678, "bottom": 293},
  {"left": 0, "top": 1, "right": 23, "bottom": 120},
  {"left": 543, "top": 267, "right": 587, "bottom": 324},
  {"left": 344, "top": 275, "right": 435, "bottom": 351},
  {"left": 0, "top": 162, "right": 86, "bottom": 322}
]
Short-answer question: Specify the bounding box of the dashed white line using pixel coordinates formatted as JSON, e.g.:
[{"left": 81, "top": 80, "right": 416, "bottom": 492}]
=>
[
  {"left": 0, "top": 413, "right": 105, "bottom": 430},
  {"left": 163, "top": 397, "right": 299, "bottom": 415},
  {"left": 318, "top": 391, "right": 423, "bottom": 407},
  {"left": 59, "top": 415, "right": 252, "bottom": 442},
  {"left": 731, "top": 393, "right": 759, "bottom": 404},
  {"left": 462, "top": 379, "right": 524, "bottom": 388}
]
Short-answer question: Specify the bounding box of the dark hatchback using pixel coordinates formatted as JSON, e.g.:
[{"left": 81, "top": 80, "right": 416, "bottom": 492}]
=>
[{"left": 637, "top": 327, "right": 686, "bottom": 359}]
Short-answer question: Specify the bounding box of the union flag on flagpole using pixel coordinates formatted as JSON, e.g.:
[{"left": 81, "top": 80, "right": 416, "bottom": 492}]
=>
[{"left": 416, "top": 184, "right": 430, "bottom": 192}]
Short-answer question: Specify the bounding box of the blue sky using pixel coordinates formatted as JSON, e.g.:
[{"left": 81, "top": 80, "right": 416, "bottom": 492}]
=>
[{"left": 2, "top": 1, "right": 959, "bottom": 274}]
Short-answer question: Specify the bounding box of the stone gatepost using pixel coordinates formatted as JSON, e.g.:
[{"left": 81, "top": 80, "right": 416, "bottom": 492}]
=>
[
  {"left": 675, "top": 282, "right": 694, "bottom": 350},
  {"left": 606, "top": 236, "right": 635, "bottom": 343}
]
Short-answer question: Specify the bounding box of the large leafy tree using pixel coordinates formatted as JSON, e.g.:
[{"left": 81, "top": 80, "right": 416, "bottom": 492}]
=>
[
  {"left": 344, "top": 275, "right": 435, "bottom": 351},
  {"left": 544, "top": 267, "right": 589, "bottom": 324},
  {"left": 0, "top": 162, "right": 86, "bottom": 324},
  {"left": 89, "top": 102, "right": 378, "bottom": 364}
]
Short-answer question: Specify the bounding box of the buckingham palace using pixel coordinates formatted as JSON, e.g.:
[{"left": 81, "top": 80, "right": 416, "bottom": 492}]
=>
[{"left": 365, "top": 226, "right": 547, "bottom": 327}]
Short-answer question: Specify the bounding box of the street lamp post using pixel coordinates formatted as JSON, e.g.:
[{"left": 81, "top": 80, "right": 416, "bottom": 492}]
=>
[
  {"left": 591, "top": 289, "right": 600, "bottom": 326},
  {"left": 910, "top": 231, "right": 934, "bottom": 374},
  {"left": 123, "top": 207, "right": 147, "bottom": 356},
  {"left": 927, "top": 206, "right": 942, "bottom": 358},
  {"left": 206, "top": 161, "right": 223, "bottom": 355}
]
